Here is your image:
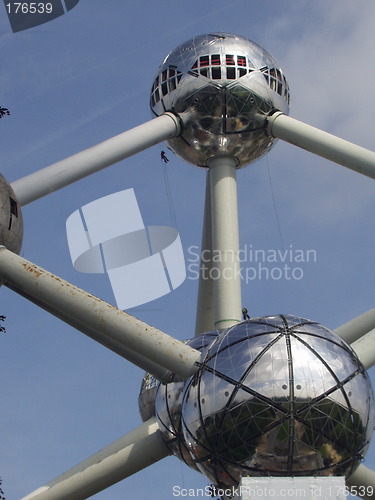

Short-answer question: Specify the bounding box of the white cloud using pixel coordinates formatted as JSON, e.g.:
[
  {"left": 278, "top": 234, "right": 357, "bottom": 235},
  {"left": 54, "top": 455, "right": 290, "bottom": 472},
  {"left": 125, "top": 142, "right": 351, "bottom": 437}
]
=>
[{"left": 273, "top": 1, "right": 375, "bottom": 144}]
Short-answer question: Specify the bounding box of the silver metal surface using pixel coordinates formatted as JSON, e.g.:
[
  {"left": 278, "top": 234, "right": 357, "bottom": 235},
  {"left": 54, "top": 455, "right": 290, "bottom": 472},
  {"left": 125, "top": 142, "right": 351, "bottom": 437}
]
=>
[
  {"left": 153, "top": 315, "right": 374, "bottom": 490},
  {"left": 153, "top": 332, "right": 219, "bottom": 470},
  {"left": 138, "top": 372, "right": 159, "bottom": 422},
  {"left": 0, "top": 174, "right": 23, "bottom": 254},
  {"left": 150, "top": 33, "right": 290, "bottom": 167}
]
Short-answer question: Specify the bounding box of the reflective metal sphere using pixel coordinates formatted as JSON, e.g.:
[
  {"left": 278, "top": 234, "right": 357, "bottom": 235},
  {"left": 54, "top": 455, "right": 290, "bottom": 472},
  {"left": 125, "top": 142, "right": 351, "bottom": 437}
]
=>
[
  {"left": 181, "top": 316, "right": 374, "bottom": 488},
  {"left": 154, "top": 331, "right": 219, "bottom": 470},
  {"left": 150, "top": 33, "right": 290, "bottom": 168},
  {"left": 0, "top": 174, "right": 23, "bottom": 255},
  {"left": 138, "top": 333, "right": 218, "bottom": 424},
  {"left": 138, "top": 372, "right": 158, "bottom": 422}
]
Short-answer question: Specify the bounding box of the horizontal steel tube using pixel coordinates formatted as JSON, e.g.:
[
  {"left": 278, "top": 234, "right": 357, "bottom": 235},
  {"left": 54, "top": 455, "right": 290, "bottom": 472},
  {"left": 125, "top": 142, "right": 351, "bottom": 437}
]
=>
[
  {"left": 22, "top": 417, "right": 169, "bottom": 500},
  {"left": 267, "top": 112, "right": 375, "bottom": 180},
  {"left": 0, "top": 247, "right": 200, "bottom": 380},
  {"left": 11, "top": 113, "right": 180, "bottom": 206}
]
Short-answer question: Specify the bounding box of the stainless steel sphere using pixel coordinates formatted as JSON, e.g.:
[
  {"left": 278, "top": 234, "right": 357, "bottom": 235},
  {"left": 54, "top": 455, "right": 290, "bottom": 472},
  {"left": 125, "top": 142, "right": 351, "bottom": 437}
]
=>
[
  {"left": 138, "top": 333, "right": 218, "bottom": 424},
  {"left": 180, "top": 316, "right": 374, "bottom": 488},
  {"left": 138, "top": 372, "right": 159, "bottom": 422},
  {"left": 150, "top": 33, "right": 290, "bottom": 168},
  {"left": 153, "top": 331, "right": 219, "bottom": 470},
  {"left": 0, "top": 174, "right": 23, "bottom": 255}
]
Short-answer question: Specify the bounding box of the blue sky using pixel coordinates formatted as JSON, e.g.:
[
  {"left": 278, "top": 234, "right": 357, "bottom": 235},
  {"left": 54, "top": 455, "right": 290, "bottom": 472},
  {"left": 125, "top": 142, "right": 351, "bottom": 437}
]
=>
[{"left": 0, "top": 1, "right": 375, "bottom": 498}]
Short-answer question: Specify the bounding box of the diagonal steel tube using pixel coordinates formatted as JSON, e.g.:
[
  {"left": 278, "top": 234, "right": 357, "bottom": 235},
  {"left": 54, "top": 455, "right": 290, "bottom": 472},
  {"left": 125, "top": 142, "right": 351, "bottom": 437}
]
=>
[
  {"left": 11, "top": 113, "right": 180, "bottom": 206},
  {"left": 0, "top": 247, "right": 200, "bottom": 381},
  {"left": 346, "top": 464, "right": 375, "bottom": 500},
  {"left": 335, "top": 307, "right": 375, "bottom": 345},
  {"left": 267, "top": 112, "right": 375, "bottom": 180},
  {"left": 21, "top": 417, "right": 170, "bottom": 500},
  {"left": 350, "top": 328, "right": 375, "bottom": 370},
  {"left": 336, "top": 311, "right": 375, "bottom": 497}
]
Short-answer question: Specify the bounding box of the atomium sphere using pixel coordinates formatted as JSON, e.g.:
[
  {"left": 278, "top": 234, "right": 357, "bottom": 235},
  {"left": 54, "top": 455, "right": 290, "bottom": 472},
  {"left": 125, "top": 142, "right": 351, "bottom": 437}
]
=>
[
  {"left": 0, "top": 174, "right": 23, "bottom": 255},
  {"left": 178, "top": 316, "right": 374, "bottom": 489},
  {"left": 138, "top": 331, "right": 219, "bottom": 470},
  {"left": 150, "top": 33, "right": 290, "bottom": 168},
  {"left": 138, "top": 331, "right": 219, "bottom": 423},
  {"left": 138, "top": 372, "right": 159, "bottom": 422}
]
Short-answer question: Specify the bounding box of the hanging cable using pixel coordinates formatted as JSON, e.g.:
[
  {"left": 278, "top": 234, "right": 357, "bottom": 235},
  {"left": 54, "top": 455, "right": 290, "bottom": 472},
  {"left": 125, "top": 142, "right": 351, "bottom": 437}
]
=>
[
  {"left": 159, "top": 146, "right": 179, "bottom": 231},
  {"left": 266, "top": 156, "right": 285, "bottom": 251}
]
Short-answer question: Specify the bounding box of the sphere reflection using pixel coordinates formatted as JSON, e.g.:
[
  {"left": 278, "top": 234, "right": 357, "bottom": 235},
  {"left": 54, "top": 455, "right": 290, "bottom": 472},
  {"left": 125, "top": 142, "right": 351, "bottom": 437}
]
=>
[
  {"left": 181, "top": 316, "right": 374, "bottom": 488},
  {"left": 150, "top": 33, "right": 290, "bottom": 168},
  {"left": 155, "top": 331, "right": 219, "bottom": 469}
]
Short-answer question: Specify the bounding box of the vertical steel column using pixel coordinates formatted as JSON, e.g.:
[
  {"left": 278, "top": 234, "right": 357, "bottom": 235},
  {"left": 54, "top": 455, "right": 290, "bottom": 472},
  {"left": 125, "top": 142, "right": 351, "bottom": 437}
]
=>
[
  {"left": 207, "top": 155, "right": 242, "bottom": 330},
  {"left": 195, "top": 170, "right": 215, "bottom": 335}
]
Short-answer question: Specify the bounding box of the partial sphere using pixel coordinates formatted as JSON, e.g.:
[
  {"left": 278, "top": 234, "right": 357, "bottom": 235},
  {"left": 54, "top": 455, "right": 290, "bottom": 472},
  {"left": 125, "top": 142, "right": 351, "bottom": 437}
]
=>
[
  {"left": 150, "top": 33, "right": 290, "bottom": 167},
  {"left": 154, "top": 331, "right": 219, "bottom": 470},
  {"left": 0, "top": 174, "right": 23, "bottom": 255},
  {"left": 138, "top": 372, "right": 159, "bottom": 423},
  {"left": 181, "top": 316, "right": 374, "bottom": 488}
]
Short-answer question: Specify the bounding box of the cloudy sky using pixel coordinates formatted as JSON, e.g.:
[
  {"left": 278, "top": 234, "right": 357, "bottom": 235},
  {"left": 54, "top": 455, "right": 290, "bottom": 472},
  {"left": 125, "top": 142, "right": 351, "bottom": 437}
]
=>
[{"left": 0, "top": 1, "right": 375, "bottom": 499}]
